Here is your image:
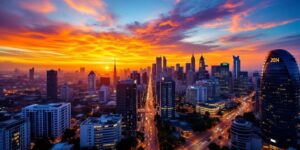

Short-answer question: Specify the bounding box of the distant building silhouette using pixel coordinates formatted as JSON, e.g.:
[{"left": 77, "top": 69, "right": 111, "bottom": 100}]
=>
[{"left": 47, "top": 70, "right": 58, "bottom": 100}]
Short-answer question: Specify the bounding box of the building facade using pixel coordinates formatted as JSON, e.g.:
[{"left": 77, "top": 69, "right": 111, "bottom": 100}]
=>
[
  {"left": 260, "top": 49, "right": 300, "bottom": 148},
  {"left": 47, "top": 70, "right": 58, "bottom": 100},
  {"left": 116, "top": 80, "right": 137, "bottom": 131},
  {"left": 0, "top": 118, "right": 30, "bottom": 150},
  {"left": 80, "top": 114, "right": 122, "bottom": 150},
  {"left": 157, "top": 77, "right": 175, "bottom": 119},
  {"left": 22, "top": 103, "right": 71, "bottom": 140}
]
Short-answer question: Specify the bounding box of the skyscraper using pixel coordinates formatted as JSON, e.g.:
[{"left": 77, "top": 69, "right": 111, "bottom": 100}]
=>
[
  {"left": 156, "top": 57, "right": 162, "bottom": 81},
  {"left": 22, "top": 103, "right": 71, "bottom": 140},
  {"left": 152, "top": 63, "right": 156, "bottom": 80},
  {"left": 113, "top": 58, "right": 117, "bottom": 88},
  {"left": 157, "top": 77, "right": 175, "bottom": 119},
  {"left": 233, "top": 55, "right": 240, "bottom": 79},
  {"left": 130, "top": 71, "right": 141, "bottom": 85},
  {"left": 60, "top": 83, "right": 72, "bottom": 101},
  {"left": 185, "top": 63, "right": 191, "bottom": 73},
  {"left": 0, "top": 117, "right": 30, "bottom": 150},
  {"left": 260, "top": 49, "right": 300, "bottom": 148},
  {"left": 163, "top": 56, "right": 167, "bottom": 73},
  {"left": 116, "top": 79, "right": 137, "bottom": 131},
  {"left": 80, "top": 114, "right": 122, "bottom": 149},
  {"left": 29, "top": 67, "right": 34, "bottom": 81},
  {"left": 191, "top": 52, "right": 196, "bottom": 72},
  {"left": 199, "top": 54, "right": 209, "bottom": 79},
  {"left": 47, "top": 70, "right": 58, "bottom": 100},
  {"left": 99, "top": 77, "right": 110, "bottom": 87},
  {"left": 88, "top": 71, "right": 96, "bottom": 91}
]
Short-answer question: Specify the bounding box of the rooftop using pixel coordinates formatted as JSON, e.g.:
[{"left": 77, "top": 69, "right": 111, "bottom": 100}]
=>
[
  {"left": 24, "top": 102, "right": 70, "bottom": 109},
  {"left": 81, "top": 114, "right": 121, "bottom": 126}
]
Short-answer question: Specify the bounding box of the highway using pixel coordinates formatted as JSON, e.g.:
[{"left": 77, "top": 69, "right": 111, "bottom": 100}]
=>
[
  {"left": 179, "top": 92, "right": 254, "bottom": 150},
  {"left": 141, "top": 71, "right": 158, "bottom": 150}
]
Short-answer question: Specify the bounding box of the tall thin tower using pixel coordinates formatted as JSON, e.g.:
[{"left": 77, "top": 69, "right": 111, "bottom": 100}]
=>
[{"left": 113, "top": 58, "right": 117, "bottom": 88}]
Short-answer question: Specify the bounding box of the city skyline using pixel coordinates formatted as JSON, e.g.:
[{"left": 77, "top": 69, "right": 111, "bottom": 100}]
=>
[{"left": 0, "top": 0, "right": 300, "bottom": 71}]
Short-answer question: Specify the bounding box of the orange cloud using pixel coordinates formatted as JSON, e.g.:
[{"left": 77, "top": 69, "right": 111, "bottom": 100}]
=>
[
  {"left": 19, "top": 0, "right": 55, "bottom": 14},
  {"left": 64, "top": 0, "right": 115, "bottom": 25},
  {"left": 228, "top": 11, "right": 298, "bottom": 32}
]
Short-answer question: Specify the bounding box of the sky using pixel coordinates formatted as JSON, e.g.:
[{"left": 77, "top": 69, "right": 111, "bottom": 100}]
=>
[{"left": 0, "top": 0, "right": 299, "bottom": 72}]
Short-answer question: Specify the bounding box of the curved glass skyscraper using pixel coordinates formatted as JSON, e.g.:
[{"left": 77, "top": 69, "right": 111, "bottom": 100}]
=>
[{"left": 260, "top": 49, "right": 300, "bottom": 148}]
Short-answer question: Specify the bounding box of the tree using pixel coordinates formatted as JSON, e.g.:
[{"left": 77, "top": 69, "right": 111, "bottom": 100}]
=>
[
  {"left": 32, "top": 137, "right": 53, "bottom": 150},
  {"left": 61, "top": 128, "right": 76, "bottom": 142}
]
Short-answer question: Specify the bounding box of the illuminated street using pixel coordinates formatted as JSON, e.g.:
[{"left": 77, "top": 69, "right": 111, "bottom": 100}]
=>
[
  {"left": 180, "top": 93, "right": 254, "bottom": 150},
  {"left": 142, "top": 71, "right": 158, "bottom": 150}
]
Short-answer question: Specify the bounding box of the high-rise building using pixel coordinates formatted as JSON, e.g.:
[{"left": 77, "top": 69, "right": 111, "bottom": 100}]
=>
[
  {"left": 142, "top": 72, "right": 148, "bottom": 85},
  {"left": 60, "top": 83, "right": 73, "bottom": 101},
  {"left": 130, "top": 71, "right": 141, "bottom": 85},
  {"left": 191, "top": 53, "right": 196, "bottom": 72},
  {"left": 196, "top": 79, "right": 220, "bottom": 101},
  {"left": 185, "top": 85, "right": 207, "bottom": 105},
  {"left": 22, "top": 103, "right": 71, "bottom": 140},
  {"left": 212, "top": 63, "right": 231, "bottom": 97},
  {"left": 88, "top": 71, "right": 96, "bottom": 91},
  {"left": 230, "top": 118, "right": 261, "bottom": 150},
  {"left": 260, "top": 49, "right": 300, "bottom": 148},
  {"left": 99, "top": 85, "right": 109, "bottom": 103},
  {"left": 233, "top": 55, "right": 240, "bottom": 79},
  {"left": 185, "top": 63, "right": 191, "bottom": 73},
  {"left": 186, "top": 70, "right": 195, "bottom": 86},
  {"left": 29, "top": 67, "right": 34, "bottom": 81},
  {"left": 156, "top": 57, "right": 162, "bottom": 81},
  {"left": 0, "top": 117, "right": 30, "bottom": 150},
  {"left": 116, "top": 80, "right": 137, "bottom": 131},
  {"left": 199, "top": 54, "right": 209, "bottom": 79},
  {"left": 163, "top": 56, "right": 167, "bottom": 73},
  {"left": 113, "top": 58, "right": 117, "bottom": 88},
  {"left": 47, "top": 70, "right": 58, "bottom": 100},
  {"left": 157, "top": 77, "right": 175, "bottom": 119},
  {"left": 152, "top": 63, "right": 156, "bottom": 80},
  {"left": 80, "top": 114, "right": 122, "bottom": 150},
  {"left": 99, "top": 77, "right": 110, "bottom": 87}
]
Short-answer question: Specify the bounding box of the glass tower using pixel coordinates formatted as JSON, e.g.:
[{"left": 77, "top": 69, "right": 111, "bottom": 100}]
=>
[{"left": 260, "top": 49, "right": 300, "bottom": 148}]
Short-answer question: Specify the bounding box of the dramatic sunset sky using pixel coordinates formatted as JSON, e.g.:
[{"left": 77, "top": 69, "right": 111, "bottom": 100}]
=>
[{"left": 0, "top": 0, "right": 299, "bottom": 72}]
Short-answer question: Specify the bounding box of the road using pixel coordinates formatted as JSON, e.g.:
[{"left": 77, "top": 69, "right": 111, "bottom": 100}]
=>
[
  {"left": 141, "top": 71, "right": 159, "bottom": 150},
  {"left": 179, "top": 93, "right": 254, "bottom": 150}
]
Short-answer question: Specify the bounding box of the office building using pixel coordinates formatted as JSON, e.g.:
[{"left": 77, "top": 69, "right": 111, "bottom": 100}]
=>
[
  {"left": 157, "top": 77, "right": 175, "bottom": 119},
  {"left": 130, "top": 71, "right": 141, "bottom": 85},
  {"left": 113, "top": 59, "right": 117, "bottom": 88},
  {"left": 211, "top": 63, "right": 230, "bottom": 96},
  {"left": 230, "top": 118, "right": 261, "bottom": 150},
  {"left": 186, "top": 70, "right": 195, "bottom": 86},
  {"left": 199, "top": 54, "right": 209, "bottom": 79},
  {"left": 185, "top": 63, "right": 191, "bottom": 73},
  {"left": 163, "top": 56, "right": 167, "bottom": 73},
  {"left": 99, "top": 85, "right": 109, "bottom": 103},
  {"left": 88, "top": 71, "right": 96, "bottom": 91},
  {"left": 142, "top": 72, "right": 148, "bottom": 85},
  {"left": 80, "top": 114, "right": 122, "bottom": 150},
  {"left": 116, "top": 80, "right": 137, "bottom": 131},
  {"left": 156, "top": 57, "right": 162, "bottom": 81},
  {"left": 0, "top": 117, "right": 30, "bottom": 150},
  {"left": 152, "top": 63, "right": 156, "bottom": 80},
  {"left": 29, "top": 67, "right": 34, "bottom": 81},
  {"left": 60, "top": 83, "right": 73, "bottom": 101},
  {"left": 191, "top": 53, "right": 195, "bottom": 72},
  {"left": 260, "top": 49, "right": 300, "bottom": 148},
  {"left": 80, "top": 67, "right": 85, "bottom": 74},
  {"left": 47, "top": 70, "right": 58, "bottom": 100},
  {"left": 185, "top": 85, "right": 207, "bottom": 105},
  {"left": 233, "top": 55, "right": 240, "bottom": 79},
  {"left": 22, "top": 103, "right": 71, "bottom": 140}
]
